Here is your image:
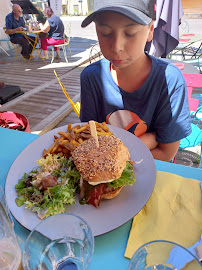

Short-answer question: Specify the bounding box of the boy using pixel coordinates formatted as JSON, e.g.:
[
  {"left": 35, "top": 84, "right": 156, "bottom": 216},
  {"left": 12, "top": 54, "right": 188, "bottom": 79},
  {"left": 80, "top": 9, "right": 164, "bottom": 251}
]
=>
[{"left": 80, "top": 0, "right": 191, "bottom": 162}]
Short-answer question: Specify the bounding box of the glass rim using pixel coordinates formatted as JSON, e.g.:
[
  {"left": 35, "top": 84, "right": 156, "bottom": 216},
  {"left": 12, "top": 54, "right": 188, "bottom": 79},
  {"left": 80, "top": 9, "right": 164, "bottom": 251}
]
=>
[
  {"left": 129, "top": 239, "right": 202, "bottom": 266},
  {"left": 22, "top": 213, "right": 94, "bottom": 269}
]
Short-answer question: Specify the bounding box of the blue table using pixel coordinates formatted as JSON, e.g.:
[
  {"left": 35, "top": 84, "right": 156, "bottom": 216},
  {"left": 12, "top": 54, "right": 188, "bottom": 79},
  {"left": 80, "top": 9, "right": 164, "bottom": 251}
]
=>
[{"left": 1, "top": 127, "right": 202, "bottom": 270}]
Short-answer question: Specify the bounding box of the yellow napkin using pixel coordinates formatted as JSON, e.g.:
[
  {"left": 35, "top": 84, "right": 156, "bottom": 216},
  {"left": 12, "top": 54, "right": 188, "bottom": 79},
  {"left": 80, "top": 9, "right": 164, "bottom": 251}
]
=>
[{"left": 125, "top": 171, "right": 202, "bottom": 259}]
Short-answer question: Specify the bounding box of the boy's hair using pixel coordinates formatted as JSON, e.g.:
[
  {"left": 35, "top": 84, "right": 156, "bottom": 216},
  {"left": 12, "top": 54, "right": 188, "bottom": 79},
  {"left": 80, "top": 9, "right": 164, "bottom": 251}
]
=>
[{"left": 82, "top": 0, "right": 156, "bottom": 28}]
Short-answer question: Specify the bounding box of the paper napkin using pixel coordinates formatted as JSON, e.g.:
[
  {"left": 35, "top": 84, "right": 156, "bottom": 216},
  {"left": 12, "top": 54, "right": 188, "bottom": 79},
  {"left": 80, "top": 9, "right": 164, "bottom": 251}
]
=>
[{"left": 125, "top": 171, "right": 202, "bottom": 259}]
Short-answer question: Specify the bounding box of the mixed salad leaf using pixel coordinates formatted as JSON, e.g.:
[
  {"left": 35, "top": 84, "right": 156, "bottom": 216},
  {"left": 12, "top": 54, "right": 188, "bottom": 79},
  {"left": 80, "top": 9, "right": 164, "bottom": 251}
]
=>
[{"left": 15, "top": 154, "right": 80, "bottom": 219}]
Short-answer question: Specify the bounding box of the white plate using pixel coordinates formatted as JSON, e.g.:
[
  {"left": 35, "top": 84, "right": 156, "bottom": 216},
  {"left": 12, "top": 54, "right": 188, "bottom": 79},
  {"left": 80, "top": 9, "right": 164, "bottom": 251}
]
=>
[{"left": 5, "top": 124, "right": 156, "bottom": 237}]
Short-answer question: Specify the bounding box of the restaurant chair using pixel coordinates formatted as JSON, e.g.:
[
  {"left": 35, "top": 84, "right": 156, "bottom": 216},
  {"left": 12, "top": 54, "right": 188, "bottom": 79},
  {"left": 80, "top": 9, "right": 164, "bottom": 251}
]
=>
[
  {"left": 175, "top": 73, "right": 202, "bottom": 168},
  {"left": 0, "top": 27, "right": 13, "bottom": 56},
  {"left": 169, "top": 29, "right": 202, "bottom": 61},
  {"left": 183, "top": 53, "right": 202, "bottom": 73},
  {"left": 51, "top": 23, "right": 72, "bottom": 63},
  {"left": 89, "top": 42, "right": 102, "bottom": 64},
  {"left": 54, "top": 70, "right": 80, "bottom": 117},
  {"left": 3, "top": 27, "right": 26, "bottom": 62}
]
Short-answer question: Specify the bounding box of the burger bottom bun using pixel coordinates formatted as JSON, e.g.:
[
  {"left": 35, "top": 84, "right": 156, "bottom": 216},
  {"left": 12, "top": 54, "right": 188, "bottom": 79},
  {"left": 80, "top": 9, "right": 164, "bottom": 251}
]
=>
[{"left": 102, "top": 186, "right": 123, "bottom": 200}]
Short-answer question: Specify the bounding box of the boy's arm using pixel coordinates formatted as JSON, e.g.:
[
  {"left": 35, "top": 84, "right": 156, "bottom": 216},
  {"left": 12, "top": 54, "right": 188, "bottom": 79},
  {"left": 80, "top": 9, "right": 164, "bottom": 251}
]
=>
[
  {"left": 151, "top": 141, "right": 180, "bottom": 162},
  {"left": 139, "top": 132, "right": 180, "bottom": 161}
]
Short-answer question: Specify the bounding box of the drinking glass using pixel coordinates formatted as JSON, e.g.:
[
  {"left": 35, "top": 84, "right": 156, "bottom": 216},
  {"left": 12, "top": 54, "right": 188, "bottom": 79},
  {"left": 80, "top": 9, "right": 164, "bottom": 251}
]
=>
[
  {"left": 22, "top": 213, "right": 94, "bottom": 270},
  {"left": 128, "top": 240, "right": 202, "bottom": 270},
  {"left": 0, "top": 185, "right": 22, "bottom": 270}
]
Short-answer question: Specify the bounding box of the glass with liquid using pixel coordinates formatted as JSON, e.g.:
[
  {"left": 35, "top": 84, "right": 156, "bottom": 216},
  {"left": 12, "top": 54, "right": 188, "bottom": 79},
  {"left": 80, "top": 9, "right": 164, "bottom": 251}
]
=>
[
  {"left": 22, "top": 214, "right": 94, "bottom": 270},
  {"left": 128, "top": 240, "right": 202, "bottom": 270},
  {"left": 0, "top": 186, "right": 22, "bottom": 270}
]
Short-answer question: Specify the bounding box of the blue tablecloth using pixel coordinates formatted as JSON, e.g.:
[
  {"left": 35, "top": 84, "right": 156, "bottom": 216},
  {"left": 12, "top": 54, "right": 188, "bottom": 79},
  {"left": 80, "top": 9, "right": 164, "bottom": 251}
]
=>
[{"left": 1, "top": 127, "right": 202, "bottom": 270}]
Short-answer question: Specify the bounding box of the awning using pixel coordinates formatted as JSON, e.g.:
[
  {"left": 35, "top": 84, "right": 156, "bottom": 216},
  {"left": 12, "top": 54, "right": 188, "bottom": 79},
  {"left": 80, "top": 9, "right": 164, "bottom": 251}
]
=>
[{"left": 11, "top": 0, "right": 40, "bottom": 14}]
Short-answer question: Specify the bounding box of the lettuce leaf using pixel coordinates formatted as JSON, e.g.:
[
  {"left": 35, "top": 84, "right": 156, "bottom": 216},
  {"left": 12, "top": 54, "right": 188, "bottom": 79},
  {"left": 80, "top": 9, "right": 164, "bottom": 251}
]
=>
[
  {"left": 107, "top": 161, "right": 136, "bottom": 189},
  {"left": 15, "top": 155, "right": 80, "bottom": 219}
]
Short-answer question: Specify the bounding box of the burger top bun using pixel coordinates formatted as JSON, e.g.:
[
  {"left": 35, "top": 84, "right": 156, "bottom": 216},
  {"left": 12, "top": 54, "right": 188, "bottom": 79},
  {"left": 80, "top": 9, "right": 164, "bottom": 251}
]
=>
[{"left": 72, "top": 135, "right": 130, "bottom": 183}]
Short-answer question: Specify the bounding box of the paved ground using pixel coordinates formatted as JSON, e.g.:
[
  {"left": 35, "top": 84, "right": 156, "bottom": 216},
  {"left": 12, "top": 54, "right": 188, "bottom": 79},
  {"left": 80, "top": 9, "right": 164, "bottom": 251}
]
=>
[{"left": 183, "top": 16, "right": 202, "bottom": 34}]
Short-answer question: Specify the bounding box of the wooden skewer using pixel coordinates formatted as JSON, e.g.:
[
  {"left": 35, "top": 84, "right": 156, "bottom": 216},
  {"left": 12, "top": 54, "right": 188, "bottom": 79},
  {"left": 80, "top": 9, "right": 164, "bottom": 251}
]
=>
[{"left": 89, "top": 120, "right": 99, "bottom": 148}]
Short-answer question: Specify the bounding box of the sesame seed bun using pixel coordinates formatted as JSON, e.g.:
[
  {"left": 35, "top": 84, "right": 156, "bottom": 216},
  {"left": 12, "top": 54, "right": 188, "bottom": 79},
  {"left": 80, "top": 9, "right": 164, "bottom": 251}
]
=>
[{"left": 72, "top": 135, "right": 130, "bottom": 184}]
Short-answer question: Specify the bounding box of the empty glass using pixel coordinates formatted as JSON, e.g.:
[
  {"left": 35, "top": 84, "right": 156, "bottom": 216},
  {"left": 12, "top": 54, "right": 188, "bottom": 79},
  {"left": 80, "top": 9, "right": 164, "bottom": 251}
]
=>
[
  {"left": 22, "top": 213, "right": 94, "bottom": 270},
  {"left": 128, "top": 240, "right": 202, "bottom": 270},
  {"left": 0, "top": 185, "right": 22, "bottom": 270}
]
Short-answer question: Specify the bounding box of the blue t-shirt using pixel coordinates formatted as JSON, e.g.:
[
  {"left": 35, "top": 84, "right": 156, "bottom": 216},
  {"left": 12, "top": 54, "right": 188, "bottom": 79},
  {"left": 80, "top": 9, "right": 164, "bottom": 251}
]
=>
[
  {"left": 80, "top": 56, "right": 191, "bottom": 144},
  {"left": 48, "top": 15, "right": 64, "bottom": 39},
  {"left": 5, "top": 12, "right": 25, "bottom": 40}
]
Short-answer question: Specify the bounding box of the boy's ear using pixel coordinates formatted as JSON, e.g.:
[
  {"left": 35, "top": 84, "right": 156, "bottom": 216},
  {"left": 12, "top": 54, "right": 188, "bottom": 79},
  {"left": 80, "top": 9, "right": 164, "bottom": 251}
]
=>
[{"left": 147, "top": 21, "right": 155, "bottom": 42}]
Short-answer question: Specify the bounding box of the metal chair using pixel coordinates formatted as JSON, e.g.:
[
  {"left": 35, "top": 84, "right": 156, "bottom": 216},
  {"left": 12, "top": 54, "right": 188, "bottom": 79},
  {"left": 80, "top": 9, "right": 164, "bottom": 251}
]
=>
[
  {"left": 177, "top": 73, "right": 202, "bottom": 168},
  {"left": 3, "top": 27, "right": 26, "bottom": 62},
  {"left": 183, "top": 53, "right": 202, "bottom": 73},
  {"left": 0, "top": 27, "right": 13, "bottom": 56},
  {"left": 51, "top": 23, "right": 72, "bottom": 63}
]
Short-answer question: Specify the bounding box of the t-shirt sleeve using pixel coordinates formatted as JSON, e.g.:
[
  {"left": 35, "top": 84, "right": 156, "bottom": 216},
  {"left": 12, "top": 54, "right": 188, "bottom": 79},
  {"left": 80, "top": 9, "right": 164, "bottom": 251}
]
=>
[
  {"left": 80, "top": 70, "right": 99, "bottom": 122},
  {"left": 154, "top": 76, "right": 192, "bottom": 144}
]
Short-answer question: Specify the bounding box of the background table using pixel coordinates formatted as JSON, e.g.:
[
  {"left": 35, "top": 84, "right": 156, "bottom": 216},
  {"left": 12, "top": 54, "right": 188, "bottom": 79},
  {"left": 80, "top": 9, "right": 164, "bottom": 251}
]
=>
[
  {"left": 0, "top": 127, "right": 202, "bottom": 269},
  {"left": 163, "top": 58, "right": 200, "bottom": 74},
  {"left": 16, "top": 30, "right": 46, "bottom": 64}
]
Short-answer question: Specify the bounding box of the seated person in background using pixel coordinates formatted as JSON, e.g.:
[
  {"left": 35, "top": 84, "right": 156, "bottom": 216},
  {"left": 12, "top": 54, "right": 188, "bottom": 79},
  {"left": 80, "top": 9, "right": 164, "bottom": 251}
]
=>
[
  {"left": 80, "top": 0, "right": 191, "bottom": 162},
  {"left": 39, "top": 7, "right": 66, "bottom": 60},
  {"left": 5, "top": 4, "right": 35, "bottom": 59}
]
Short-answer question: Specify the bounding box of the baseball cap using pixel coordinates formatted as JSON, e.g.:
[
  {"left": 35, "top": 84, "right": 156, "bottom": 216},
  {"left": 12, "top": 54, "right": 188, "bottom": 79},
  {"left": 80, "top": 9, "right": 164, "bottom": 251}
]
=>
[{"left": 81, "top": 0, "right": 156, "bottom": 28}]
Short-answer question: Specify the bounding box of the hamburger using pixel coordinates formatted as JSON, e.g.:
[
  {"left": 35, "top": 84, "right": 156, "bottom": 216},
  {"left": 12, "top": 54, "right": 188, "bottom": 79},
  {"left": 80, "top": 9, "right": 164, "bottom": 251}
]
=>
[{"left": 72, "top": 135, "right": 136, "bottom": 207}]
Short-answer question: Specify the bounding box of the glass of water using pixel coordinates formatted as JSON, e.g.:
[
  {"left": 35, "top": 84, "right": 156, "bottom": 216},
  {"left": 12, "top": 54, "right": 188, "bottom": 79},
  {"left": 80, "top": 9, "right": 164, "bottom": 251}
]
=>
[
  {"left": 0, "top": 185, "right": 22, "bottom": 270},
  {"left": 22, "top": 213, "right": 94, "bottom": 270},
  {"left": 128, "top": 240, "right": 202, "bottom": 270}
]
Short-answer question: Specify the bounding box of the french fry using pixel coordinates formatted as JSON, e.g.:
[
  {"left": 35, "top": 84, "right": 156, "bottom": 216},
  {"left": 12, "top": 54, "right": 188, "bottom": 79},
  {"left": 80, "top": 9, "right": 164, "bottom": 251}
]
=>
[
  {"left": 59, "top": 139, "right": 69, "bottom": 146},
  {"left": 47, "top": 142, "right": 57, "bottom": 153},
  {"left": 78, "top": 138, "right": 84, "bottom": 144},
  {"left": 74, "top": 125, "right": 89, "bottom": 133},
  {"left": 58, "top": 131, "right": 71, "bottom": 140},
  {"left": 43, "top": 122, "right": 113, "bottom": 158},
  {"left": 71, "top": 140, "right": 80, "bottom": 147},
  {"left": 97, "top": 131, "right": 113, "bottom": 135},
  {"left": 95, "top": 121, "right": 109, "bottom": 132}
]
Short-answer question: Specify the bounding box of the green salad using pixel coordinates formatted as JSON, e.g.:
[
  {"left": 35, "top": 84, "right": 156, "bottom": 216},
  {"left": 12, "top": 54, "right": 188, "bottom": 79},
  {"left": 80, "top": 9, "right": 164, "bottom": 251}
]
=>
[{"left": 15, "top": 154, "right": 80, "bottom": 219}]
